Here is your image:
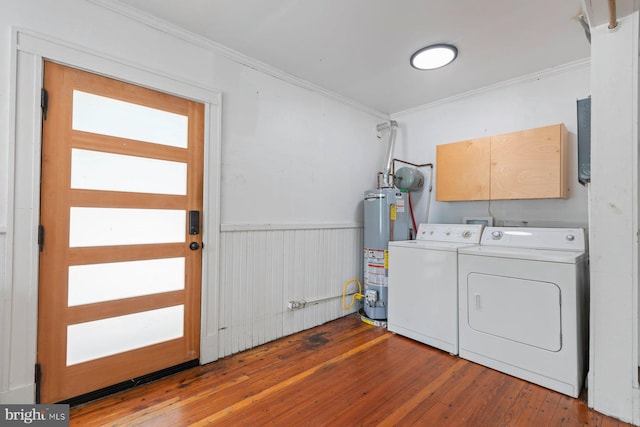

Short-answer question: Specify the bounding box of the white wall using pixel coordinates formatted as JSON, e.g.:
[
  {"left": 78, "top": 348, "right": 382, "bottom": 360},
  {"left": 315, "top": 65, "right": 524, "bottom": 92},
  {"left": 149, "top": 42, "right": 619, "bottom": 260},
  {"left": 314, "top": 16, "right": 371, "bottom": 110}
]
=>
[
  {"left": 1, "top": 0, "right": 385, "bottom": 403},
  {"left": 392, "top": 63, "right": 590, "bottom": 227},
  {"left": 217, "top": 63, "right": 385, "bottom": 225},
  {"left": 588, "top": 13, "right": 640, "bottom": 424}
]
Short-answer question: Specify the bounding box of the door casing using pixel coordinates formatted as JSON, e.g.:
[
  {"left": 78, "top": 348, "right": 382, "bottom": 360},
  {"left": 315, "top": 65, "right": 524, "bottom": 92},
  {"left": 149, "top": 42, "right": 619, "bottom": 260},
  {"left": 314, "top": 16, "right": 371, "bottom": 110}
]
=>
[{"left": 3, "top": 28, "right": 221, "bottom": 404}]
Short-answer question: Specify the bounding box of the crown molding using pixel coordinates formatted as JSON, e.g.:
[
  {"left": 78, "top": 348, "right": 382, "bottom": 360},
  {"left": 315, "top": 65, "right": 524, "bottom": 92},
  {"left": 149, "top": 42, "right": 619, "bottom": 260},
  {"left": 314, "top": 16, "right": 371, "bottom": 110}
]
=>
[{"left": 392, "top": 57, "right": 591, "bottom": 118}]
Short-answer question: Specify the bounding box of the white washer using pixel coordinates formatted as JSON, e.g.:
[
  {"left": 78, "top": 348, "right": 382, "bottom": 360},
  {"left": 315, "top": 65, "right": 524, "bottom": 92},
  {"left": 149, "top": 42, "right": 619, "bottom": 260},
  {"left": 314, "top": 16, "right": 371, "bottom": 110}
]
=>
[
  {"left": 458, "top": 227, "right": 588, "bottom": 398},
  {"left": 388, "top": 223, "right": 483, "bottom": 354}
]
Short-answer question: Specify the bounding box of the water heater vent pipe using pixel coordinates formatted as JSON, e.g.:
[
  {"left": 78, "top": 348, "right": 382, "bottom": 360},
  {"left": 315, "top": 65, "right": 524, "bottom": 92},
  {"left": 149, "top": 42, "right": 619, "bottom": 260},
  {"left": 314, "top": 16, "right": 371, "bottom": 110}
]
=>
[{"left": 378, "top": 120, "right": 398, "bottom": 188}]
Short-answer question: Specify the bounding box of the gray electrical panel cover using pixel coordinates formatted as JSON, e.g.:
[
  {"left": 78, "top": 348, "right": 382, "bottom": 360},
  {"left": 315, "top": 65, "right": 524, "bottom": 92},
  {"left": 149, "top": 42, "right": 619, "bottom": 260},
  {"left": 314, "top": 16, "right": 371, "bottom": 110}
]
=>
[{"left": 577, "top": 97, "right": 591, "bottom": 185}]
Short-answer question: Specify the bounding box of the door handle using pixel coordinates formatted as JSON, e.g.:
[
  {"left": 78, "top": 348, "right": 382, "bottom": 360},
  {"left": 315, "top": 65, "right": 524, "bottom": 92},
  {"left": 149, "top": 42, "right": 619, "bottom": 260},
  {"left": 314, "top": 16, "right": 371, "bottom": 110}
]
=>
[{"left": 189, "top": 242, "right": 200, "bottom": 250}]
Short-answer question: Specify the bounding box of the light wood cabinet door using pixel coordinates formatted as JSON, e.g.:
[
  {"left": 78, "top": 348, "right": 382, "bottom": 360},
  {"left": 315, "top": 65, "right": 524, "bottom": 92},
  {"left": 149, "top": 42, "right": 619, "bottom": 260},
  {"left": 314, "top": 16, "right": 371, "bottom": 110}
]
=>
[
  {"left": 490, "top": 124, "right": 568, "bottom": 200},
  {"left": 436, "top": 137, "right": 491, "bottom": 201},
  {"left": 435, "top": 124, "right": 568, "bottom": 202}
]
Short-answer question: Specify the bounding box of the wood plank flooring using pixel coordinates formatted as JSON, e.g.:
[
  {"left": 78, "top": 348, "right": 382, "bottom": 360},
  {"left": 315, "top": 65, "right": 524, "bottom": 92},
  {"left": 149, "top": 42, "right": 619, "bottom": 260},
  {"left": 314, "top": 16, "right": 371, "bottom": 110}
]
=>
[{"left": 70, "top": 314, "right": 632, "bottom": 426}]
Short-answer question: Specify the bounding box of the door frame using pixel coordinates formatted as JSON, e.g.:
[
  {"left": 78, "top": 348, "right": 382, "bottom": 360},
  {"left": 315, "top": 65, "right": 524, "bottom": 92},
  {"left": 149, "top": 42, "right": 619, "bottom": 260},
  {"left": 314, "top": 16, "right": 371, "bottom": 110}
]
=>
[{"left": 2, "top": 27, "right": 221, "bottom": 403}]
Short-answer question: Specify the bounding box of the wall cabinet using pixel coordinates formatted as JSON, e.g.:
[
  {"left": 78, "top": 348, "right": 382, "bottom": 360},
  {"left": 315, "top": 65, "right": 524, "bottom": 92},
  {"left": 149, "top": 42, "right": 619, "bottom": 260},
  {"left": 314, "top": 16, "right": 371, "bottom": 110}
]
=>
[
  {"left": 436, "top": 137, "right": 491, "bottom": 201},
  {"left": 436, "top": 124, "right": 568, "bottom": 201}
]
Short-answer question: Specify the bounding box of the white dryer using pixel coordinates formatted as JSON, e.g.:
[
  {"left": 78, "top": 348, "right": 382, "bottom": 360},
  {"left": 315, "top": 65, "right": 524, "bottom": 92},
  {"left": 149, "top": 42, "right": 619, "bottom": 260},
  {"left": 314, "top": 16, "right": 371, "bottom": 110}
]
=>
[
  {"left": 458, "top": 227, "right": 588, "bottom": 398},
  {"left": 388, "top": 223, "right": 483, "bottom": 354}
]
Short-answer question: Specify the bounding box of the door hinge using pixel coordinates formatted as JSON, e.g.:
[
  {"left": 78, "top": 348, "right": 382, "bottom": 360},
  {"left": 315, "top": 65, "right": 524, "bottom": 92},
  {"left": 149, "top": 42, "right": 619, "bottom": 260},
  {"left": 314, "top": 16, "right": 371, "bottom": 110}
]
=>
[
  {"left": 35, "top": 363, "right": 42, "bottom": 403},
  {"left": 41, "top": 88, "right": 48, "bottom": 120},
  {"left": 38, "top": 224, "right": 45, "bottom": 252}
]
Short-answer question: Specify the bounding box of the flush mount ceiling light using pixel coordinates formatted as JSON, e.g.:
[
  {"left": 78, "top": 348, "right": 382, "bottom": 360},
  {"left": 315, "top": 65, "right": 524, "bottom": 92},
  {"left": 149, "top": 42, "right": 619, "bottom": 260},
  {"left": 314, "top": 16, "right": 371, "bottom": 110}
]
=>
[{"left": 410, "top": 44, "right": 458, "bottom": 70}]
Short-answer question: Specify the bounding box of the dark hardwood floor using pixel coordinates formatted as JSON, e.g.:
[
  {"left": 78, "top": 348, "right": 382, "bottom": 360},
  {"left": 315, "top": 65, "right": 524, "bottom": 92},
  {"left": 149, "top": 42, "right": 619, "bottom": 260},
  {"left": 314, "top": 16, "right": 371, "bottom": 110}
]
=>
[{"left": 70, "top": 314, "right": 632, "bottom": 426}]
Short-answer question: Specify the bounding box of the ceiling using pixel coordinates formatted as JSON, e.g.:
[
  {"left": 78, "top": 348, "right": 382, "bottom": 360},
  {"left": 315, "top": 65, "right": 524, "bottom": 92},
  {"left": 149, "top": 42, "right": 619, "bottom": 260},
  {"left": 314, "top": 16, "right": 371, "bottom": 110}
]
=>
[{"left": 109, "top": 0, "right": 601, "bottom": 114}]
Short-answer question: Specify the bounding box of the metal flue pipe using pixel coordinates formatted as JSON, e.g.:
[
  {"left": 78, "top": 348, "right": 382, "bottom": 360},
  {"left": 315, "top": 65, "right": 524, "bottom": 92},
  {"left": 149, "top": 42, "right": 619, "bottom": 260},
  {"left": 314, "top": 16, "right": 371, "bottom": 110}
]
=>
[{"left": 378, "top": 120, "right": 398, "bottom": 188}]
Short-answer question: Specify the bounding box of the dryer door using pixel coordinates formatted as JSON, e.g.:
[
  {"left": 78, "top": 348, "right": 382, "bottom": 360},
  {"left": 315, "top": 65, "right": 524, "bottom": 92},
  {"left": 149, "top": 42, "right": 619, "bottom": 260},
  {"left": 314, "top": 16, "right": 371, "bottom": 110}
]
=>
[{"left": 467, "top": 273, "right": 561, "bottom": 351}]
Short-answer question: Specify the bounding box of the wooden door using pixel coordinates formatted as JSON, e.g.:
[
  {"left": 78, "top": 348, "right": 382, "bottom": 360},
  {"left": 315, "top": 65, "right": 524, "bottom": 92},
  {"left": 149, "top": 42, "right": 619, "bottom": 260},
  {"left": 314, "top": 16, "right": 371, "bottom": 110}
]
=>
[{"left": 37, "top": 61, "right": 204, "bottom": 403}]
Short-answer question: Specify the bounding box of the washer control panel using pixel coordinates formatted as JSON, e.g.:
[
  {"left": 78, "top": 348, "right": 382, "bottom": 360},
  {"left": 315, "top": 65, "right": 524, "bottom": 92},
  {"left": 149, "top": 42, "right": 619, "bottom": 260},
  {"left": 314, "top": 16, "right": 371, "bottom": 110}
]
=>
[{"left": 416, "top": 224, "right": 484, "bottom": 244}]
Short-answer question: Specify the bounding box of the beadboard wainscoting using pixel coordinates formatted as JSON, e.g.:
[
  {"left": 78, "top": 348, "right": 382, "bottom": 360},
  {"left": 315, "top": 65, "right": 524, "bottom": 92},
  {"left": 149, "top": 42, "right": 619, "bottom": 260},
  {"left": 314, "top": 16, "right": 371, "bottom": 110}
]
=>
[
  {"left": 217, "top": 224, "right": 363, "bottom": 358},
  {"left": 0, "top": 228, "right": 10, "bottom": 400}
]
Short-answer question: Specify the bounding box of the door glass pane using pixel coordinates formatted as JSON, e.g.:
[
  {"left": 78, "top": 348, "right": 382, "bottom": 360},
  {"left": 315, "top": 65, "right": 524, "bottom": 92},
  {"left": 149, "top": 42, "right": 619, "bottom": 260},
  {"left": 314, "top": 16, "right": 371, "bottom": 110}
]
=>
[
  {"left": 71, "top": 149, "right": 187, "bottom": 195},
  {"left": 69, "top": 207, "right": 185, "bottom": 247},
  {"left": 72, "top": 90, "right": 188, "bottom": 148},
  {"left": 66, "top": 305, "right": 184, "bottom": 366},
  {"left": 68, "top": 258, "right": 185, "bottom": 306}
]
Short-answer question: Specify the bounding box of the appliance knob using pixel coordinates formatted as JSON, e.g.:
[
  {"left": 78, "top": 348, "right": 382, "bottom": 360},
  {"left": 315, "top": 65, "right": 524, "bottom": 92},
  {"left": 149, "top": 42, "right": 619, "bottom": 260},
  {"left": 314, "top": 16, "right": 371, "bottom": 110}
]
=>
[
  {"left": 462, "top": 231, "right": 471, "bottom": 238},
  {"left": 566, "top": 234, "right": 575, "bottom": 242},
  {"left": 491, "top": 231, "right": 503, "bottom": 240}
]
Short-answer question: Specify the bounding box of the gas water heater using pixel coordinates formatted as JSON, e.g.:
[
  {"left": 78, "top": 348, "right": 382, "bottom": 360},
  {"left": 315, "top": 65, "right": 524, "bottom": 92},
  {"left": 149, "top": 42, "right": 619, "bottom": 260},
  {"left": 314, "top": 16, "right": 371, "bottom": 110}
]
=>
[
  {"left": 362, "top": 120, "right": 411, "bottom": 320},
  {"left": 363, "top": 188, "right": 409, "bottom": 319}
]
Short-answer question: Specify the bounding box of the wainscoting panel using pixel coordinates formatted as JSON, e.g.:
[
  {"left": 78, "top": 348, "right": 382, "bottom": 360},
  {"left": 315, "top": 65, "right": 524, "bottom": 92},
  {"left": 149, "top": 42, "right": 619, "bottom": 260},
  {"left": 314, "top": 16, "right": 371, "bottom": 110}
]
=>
[
  {"left": 218, "top": 226, "right": 363, "bottom": 358},
  {"left": 0, "top": 229, "right": 11, "bottom": 399}
]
